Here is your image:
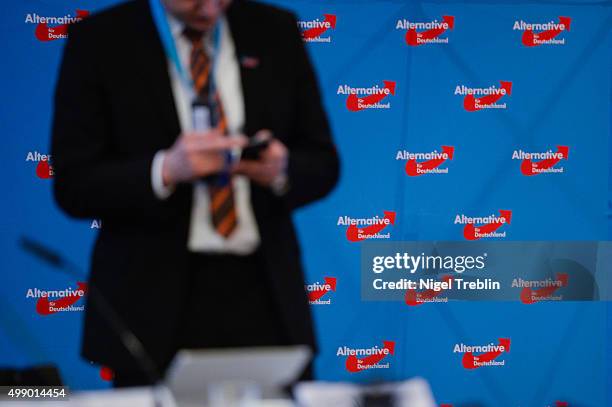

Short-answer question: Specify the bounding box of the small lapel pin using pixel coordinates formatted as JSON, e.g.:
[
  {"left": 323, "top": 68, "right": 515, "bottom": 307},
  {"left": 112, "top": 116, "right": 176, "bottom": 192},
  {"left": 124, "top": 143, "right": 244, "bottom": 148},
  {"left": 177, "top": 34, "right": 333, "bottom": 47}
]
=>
[{"left": 240, "top": 55, "right": 260, "bottom": 69}]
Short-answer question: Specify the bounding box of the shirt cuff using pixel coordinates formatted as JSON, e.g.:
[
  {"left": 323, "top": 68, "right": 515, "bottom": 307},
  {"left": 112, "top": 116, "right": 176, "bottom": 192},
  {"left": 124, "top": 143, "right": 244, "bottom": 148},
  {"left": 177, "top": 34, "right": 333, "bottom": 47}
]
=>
[
  {"left": 271, "top": 150, "right": 289, "bottom": 196},
  {"left": 270, "top": 172, "right": 289, "bottom": 196},
  {"left": 151, "top": 150, "right": 175, "bottom": 200}
]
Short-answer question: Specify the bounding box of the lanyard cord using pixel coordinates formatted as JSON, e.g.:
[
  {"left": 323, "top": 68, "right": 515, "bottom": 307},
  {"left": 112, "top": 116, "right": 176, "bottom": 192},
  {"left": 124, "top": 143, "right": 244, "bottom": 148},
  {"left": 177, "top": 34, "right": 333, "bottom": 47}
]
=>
[{"left": 148, "top": 0, "right": 222, "bottom": 96}]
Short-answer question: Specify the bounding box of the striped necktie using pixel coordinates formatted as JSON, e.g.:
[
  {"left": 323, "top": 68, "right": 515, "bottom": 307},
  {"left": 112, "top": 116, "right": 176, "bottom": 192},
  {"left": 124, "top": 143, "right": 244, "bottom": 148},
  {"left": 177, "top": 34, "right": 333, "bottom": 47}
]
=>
[{"left": 184, "top": 28, "right": 237, "bottom": 238}]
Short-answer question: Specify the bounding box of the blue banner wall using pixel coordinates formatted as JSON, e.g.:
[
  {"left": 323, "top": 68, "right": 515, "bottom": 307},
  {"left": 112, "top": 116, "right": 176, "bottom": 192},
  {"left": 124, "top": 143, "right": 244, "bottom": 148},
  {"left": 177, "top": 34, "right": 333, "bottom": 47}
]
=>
[{"left": 0, "top": 0, "right": 611, "bottom": 405}]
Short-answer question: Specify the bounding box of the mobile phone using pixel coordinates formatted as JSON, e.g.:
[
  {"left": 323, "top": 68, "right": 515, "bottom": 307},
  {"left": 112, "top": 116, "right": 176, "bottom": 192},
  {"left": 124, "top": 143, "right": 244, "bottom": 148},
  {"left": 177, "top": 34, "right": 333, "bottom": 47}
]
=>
[{"left": 241, "top": 137, "right": 270, "bottom": 160}]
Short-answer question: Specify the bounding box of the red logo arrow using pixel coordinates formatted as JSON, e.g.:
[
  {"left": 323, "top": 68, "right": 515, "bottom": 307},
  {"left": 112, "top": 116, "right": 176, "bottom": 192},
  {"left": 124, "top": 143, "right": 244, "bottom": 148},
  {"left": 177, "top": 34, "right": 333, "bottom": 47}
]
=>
[
  {"left": 555, "top": 402, "right": 568, "bottom": 407},
  {"left": 35, "top": 160, "right": 54, "bottom": 179},
  {"left": 35, "top": 10, "right": 89, "bottom": 42},
  {"left": 405, "top": 146, "right": 454, "bottom": 176},
  {"left": 463, "top": 81, "right": 512, "bottom": 111},
  {"left": 463, "top": 210, "right": 511, "bottom": 241},
  {"left": 522, "top": 17, "right": 571, "bottom": 47},
  {"left": 301, "top": 14, "right": 336, "bottom": 39},
  {"left": 35, "top": 282, "right": 87, "bottom": 315},
  {"left": 520, "top": 273, "right": 568, "bottom": 304},
  {"left": 346, "top": 211, "right": 396, "bottom": 242},
  {"left": 308, "top": 277, "right": 337, "bottom": 301},
  {"left": 100, "top": 366, "right": 114, "bottom": 381},
  {"left": 520, "top": 146, "right": 569, "bottom": 176},
  {"left": 345, "top": 341, "right": 395, "bottom": 372},
  {"left": 346, "top": 81, "right": 396, "bottom": 111},
  {"left": 405, "top": 15, "right": 455, "bottom": 46},
  {"left": 405, "top": 275, "right": 453, "bottom": 306},
  {"left": 462, "top": 338, "right": 510, "bottom": 369}
]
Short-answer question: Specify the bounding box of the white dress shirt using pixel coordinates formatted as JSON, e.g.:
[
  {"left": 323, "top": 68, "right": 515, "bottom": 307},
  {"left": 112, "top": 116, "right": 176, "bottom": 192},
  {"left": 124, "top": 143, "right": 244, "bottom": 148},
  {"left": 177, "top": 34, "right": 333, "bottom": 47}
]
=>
[{"left": 151, "top": 13, "right": 261, "bottom": 255}]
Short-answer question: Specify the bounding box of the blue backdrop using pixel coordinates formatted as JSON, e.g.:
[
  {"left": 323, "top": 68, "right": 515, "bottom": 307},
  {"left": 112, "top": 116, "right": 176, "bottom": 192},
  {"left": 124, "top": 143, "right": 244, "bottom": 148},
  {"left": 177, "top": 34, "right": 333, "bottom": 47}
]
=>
[{"left": 0, "top": 0, "right": 611, "bottom": 405}]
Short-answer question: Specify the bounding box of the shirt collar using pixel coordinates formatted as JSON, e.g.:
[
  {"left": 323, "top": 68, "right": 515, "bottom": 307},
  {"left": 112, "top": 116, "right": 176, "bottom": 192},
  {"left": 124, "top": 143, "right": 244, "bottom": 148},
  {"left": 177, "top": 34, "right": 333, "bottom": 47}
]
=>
[
  {"left": 165, "top": 11, "right": 186, "bottom": 40},
  {"left": 165, "top": 10, "right": 221, "bottom": 52}
]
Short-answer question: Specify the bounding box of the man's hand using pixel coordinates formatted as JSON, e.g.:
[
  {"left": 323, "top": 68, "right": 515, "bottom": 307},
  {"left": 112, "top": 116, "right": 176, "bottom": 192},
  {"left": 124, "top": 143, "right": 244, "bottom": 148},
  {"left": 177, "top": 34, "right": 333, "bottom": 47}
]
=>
[
  {"left": 233, "top": 130, "right": 289, "bottom": 187},
  {"left": 162, "top": 130, "right": 247, "bottom": 186}
]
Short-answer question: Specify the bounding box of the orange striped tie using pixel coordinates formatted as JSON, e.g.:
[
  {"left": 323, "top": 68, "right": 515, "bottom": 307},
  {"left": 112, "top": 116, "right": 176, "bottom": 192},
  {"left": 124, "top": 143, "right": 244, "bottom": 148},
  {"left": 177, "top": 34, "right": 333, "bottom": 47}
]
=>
[{"left": 185, "top": 28, "right": 237, "bottom": 238}]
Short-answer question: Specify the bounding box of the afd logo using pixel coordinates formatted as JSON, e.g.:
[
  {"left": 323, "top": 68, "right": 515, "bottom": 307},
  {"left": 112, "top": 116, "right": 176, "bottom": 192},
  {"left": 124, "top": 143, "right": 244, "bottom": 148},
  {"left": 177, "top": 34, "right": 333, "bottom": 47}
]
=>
[
  {"left": 514, "top": 17, "right": 571, "bottom": 47},
  {"left": 338, "top": 211, "right": 396, "bottom": 242},
  {"left": 514, "top": 273, "right": 568, "bottom": 304},
  {"left": 26, "top": 151, "right": 53, "bottom": 179},
  {"left": 338, "top": 340, "right": 395, "bottom": 372},
  {"left": 455, "top": 81, "right": 512, "bottom": 111},
  {"left": 397, "top": 146, "right": 455, "bottom": 176},
  {"left": 299, "top": 14, "right": 336, "bottom": 43},
  {"left": 396, "top": 16, "right": 455, "bottom": 46},
  {"left": 337, "top": 81, "right": 396, "bottom": 111},
  {"left": 454, "top": 338, "right": 511, "bottom": 369},
  {"left": 455, "top": 210, "right": 512, "bottom": 240},
  {"left": 405, "top": 275, "right": 453, "bottom": 306},
  {"left": 513, "top": 146, "right": 569, "bottom": 176},
  {"left": 25, "top": 10, "right": 89, "bottom": 41},
  {"left": 305, "top": 277, "right": 337, "bottom": 305},
  {"left": 26, "top": 282, "right": 87, "bottom": 315}
]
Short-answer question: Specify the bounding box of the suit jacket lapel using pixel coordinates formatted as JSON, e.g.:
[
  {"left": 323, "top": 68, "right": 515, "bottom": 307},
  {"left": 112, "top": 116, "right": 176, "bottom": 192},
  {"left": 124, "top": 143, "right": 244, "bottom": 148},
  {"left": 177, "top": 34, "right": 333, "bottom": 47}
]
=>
[
  {"left": 135, "top": 0, "right": 182, "bottom": 144},
  {"left": 226, "top": 1, "right": 264, "bottom": 138}
]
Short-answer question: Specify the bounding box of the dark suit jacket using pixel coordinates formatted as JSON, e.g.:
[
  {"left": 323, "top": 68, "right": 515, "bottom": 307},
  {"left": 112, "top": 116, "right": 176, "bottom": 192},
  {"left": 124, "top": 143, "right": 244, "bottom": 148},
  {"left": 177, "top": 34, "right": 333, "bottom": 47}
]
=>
[{"left": 51, "top": 0, "right": 339, "bottom": 373}]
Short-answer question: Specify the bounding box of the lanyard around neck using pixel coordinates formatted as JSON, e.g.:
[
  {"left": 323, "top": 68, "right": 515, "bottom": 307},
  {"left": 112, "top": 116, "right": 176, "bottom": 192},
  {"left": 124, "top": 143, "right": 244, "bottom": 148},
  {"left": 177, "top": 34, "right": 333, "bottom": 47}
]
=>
[{"left": 148, "top": 0, "right": 222, "bottom": 92}]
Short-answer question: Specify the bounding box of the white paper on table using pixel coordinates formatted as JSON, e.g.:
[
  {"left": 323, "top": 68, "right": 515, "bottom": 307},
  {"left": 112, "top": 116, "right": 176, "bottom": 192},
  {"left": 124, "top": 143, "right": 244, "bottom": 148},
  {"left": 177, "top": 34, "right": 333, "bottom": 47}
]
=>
[{"left": 294, "top": 377, "right": 436, "bottom": 407}]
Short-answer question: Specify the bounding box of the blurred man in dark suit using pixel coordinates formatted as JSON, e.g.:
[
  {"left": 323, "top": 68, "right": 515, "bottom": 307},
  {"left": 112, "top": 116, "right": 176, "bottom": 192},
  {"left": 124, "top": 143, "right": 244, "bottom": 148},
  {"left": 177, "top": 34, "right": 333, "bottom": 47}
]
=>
[{"left": 51, "top": 0, "right": 338, "bottom": 387}]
